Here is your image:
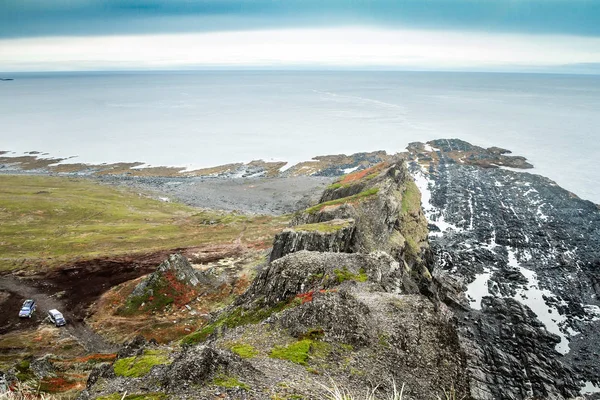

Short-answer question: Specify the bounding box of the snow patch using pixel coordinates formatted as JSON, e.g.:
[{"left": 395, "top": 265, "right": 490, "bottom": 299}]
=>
[
  {"left": 581, "top": 381, "right": 600, "bottom": 394},
  {"left": 508, "top": 250, "right": 571, "bottom": 354},
  {"left": 343, "top": 166, "right": 360, "bottom": 174},
  {"left": 466, "top": 271, "right": 492, "bottom": 310},
  {"left": 410, "top": 167, "right": 465, "bottom": 237}
]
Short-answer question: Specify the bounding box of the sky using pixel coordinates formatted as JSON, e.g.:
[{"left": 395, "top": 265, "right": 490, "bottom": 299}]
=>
[{"left": 1, "top": 0, "right": 600, "bottom": 72}]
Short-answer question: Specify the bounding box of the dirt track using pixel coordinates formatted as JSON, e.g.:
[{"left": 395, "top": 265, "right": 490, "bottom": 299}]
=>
[
  {"left": 0, "top": 249, "right": 188, "bottom": 352},
  {"left": 0, "top": 276, "right": 116, "bottom": 352}
]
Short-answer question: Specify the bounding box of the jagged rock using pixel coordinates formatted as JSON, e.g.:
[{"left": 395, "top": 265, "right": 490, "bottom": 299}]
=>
[
  {"left": 269, "top": 219, "right": 356, "bottom": 262},
  {"left": 276, "top": 289, "right": 373, "bottom": 346},
  {"left": 117, "top": 335, "right": 156, "bottom": 359},
  {"left": 407, "top": 139, "right": 600, "bottom": 399},
  {"left": 274, "top": 162, "right": 432, "bottom": 295},
  {"left": 85, "top": 363, "right": 115, "bottom": 389},
  {"left": 163, "top": 345, "right": 258, "bottom": 388},
  {"left": 119, "top": 253, "right": 202, "bottom": 314},
  {"left": 244, "top": 250, "right": 419, "bottom": 307},
  {"left": 130, "top": 253, "right": 199, "bottom": 298},
  {"left": 29, "top": 355, "right": 55, "bottom": 379},
  {"left": 462, "top": 297, "right": 580, "bottom": 399}
]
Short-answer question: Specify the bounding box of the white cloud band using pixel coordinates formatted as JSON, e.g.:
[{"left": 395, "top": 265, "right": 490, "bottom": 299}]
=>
[{"left": 1, "top": 27, "right": 600, "bottom": 71}]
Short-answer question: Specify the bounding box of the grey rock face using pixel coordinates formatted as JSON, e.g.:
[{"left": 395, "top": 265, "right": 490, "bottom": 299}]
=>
[
  {"left": 244, "top": 250, "right": 417, "bottom": 308},
  {"left": 407, "top": 139, "right": 600, "bottom": 399},
  {"left": 269, "top": 219, "right": 356, "bottom": 262},
  {"left": 163, "top": 346, "right": 258, "bottom": 388}
]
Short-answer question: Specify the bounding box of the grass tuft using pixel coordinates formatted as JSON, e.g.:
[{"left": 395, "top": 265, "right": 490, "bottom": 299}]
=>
[
  {"left": 229, "top": 343, "right": 259, "bottom": 359},
  {"left": 306, "top": 188, "right": 379, "bottom": 214},
  {"left": 212, "top": 375, "right": 250, "bottom": 390},
  {"left": 333, "top": 267, "right": 368, "bottom": 284},
  {"left": 269, "top": 339, "right": 330, "bottom": 366},
  {"left": 113, "top": 350, "right": 170, "bottom": 378},
  {"left": 320, "top": 379, "right": 405, "bottom": 400}
]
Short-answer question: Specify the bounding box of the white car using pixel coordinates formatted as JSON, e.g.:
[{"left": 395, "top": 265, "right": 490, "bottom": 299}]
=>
[{"left": 48, "top": 309, "right": 66, "bottom": 327}]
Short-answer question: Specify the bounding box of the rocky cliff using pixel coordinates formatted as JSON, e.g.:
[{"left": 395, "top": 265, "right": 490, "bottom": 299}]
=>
[
  {"left": 407, "top": 139, "right": 600, "bottom": 400},
  {"left": 75, "top": 141, "right": 600, "bottom": 400},
  {"left": 79, "top": 161, "right": 470, "bottom": 399}
]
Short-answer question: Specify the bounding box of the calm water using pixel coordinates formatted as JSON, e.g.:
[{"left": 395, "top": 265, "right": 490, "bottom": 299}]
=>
[{"left": 1, "top": 71, "right": 599, "bottom": 203}]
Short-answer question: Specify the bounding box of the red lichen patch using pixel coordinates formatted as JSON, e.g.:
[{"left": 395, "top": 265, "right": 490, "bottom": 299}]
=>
[
  {"left": 339, "top": 162, "right": 387, "bottom": 185},
  {"left": 296, "top": 291, "right": 314, "bottom": 304},
  {"left": 161, "top": 270, "right": 199, "bottom": 308},
  {"left": 70, "top": 353, "right": 117, "bottom": 363},
  {"left": 39, "top": 374, "right": 87, "bottom": 393}
]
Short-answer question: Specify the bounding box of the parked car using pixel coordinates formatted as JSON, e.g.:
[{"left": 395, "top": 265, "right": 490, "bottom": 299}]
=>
[
  {"left": 47, "top": 309, "right": 66, "bottom": 327},
  {"left": 19, "top": 299, "right": 36, "bottom": 318}
]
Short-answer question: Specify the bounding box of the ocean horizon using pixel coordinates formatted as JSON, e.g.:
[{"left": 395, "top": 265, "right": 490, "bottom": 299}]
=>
[{"left": 1, "top": 70, "right": 599, "bottom": 203}]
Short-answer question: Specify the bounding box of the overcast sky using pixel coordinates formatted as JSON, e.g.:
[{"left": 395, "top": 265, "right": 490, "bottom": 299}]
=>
[{"left": 1, "top": 0, "right": 599, "bottom": 72}]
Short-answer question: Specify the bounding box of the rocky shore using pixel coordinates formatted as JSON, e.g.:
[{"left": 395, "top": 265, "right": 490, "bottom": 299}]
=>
[{"left": 2, "top": 139, "right": 600, "bottom": 399}]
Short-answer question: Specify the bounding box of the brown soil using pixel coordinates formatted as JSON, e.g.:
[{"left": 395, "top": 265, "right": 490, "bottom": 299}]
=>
[
  {"left": 0, "top": 248, "right": 191, "bottom": 350},
  {"left": 0, "top": 244, "right": 249, "bottom": 352}
]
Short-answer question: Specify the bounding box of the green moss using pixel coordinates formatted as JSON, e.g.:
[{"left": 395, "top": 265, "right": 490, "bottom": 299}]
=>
[
  {"left": 308, "top": 272, "right": 324, "bottom": 284},
  {"left": 298, "top": 328, "right": 325, "bottom": 340},
  {"left": 118, "top": 276, "right": 176, "bottom": 316},
  {"left": 339, "top": 343, "right": 354, "bottom": 351},
  {"left": 270, "top": 340, "right": 311, "bottom": 366},
  {"left": 306, "top": 188, "right": 379, "bottom": 214},
  {"left": 293, "top": 220, "right": 352, "bottom": 233},
  {"left": 180, "top": 324, "right": 216, "bottom": 346},
  {"left": 401, "top": 180, "right": 421, "bottom": 215},
  {"left": 229, "top": 343, "right": 259, "bottom": 359},
  {"left": 181, "top": 300, "right": 295, "bottom": 346},
  {"left": 213, "top": 375, "right": 249, "bottom": 390},
  {"left": 333, "top": 267, "right": 368, "bottom": 283},
  {"left": 269, "top": 340, "right": 330, "bottom": 366},
  {"left": 15, "top": 359, "right": 34, "bottom": 382},
  {"left": 96, "top": 393, "right": 168, "bottom": 400},
  {"left": 113, "top": 350, "right": 171, "bottom": 378}
]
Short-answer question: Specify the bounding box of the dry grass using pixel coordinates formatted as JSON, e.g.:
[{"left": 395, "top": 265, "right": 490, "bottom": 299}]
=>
[
  {"left": 0, "top": 175, "right": 289, "bottom": 271},
  {"left": 320, "top": 380, "right": 405, "bottom": 400}
]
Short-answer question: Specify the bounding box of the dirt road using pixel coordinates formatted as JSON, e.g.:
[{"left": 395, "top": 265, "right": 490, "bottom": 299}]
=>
[{"left": 0, "top": 276, "right": 116, "bottom": 353}]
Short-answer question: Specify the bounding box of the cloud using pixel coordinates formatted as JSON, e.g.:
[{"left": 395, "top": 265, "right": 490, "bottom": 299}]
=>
[
  {"left": 1, "top": 27, "right": 599, "bottom": 72},
  {"left": 1, "top": 0, "right": 599, "bottom": 38}
]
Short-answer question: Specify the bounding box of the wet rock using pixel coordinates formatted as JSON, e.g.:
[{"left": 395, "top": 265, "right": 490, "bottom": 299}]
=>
[{"left": 407, "top": 139, "right": 600, "bottom": 399}]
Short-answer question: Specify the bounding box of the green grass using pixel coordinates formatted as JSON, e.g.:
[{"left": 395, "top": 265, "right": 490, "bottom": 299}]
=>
[
  {"left": 113, "top": 350, "right": 171, "bottom": 378},
  {"left": 15, "top": 359, "right": 34, "bottom": 382},
  {"left": 180, "top": 324, "right": 217, "bottom": 346},
  {"left": 269, "top": 340, "right": 330, "bottom": 366},
  {"left": 293, "top": 220, "right": 353, "bottom": 233},
  {"left": 401, "top": 180, "right": 421, "bottom": 215},
  {"left": 306, "top": 188, "right": 379, "bottom": 214},
  {"left": 0, "top": 175, "right": 289, "bottom": 271},
  {"left": 398, "top": 180, "right": 428, "bottom": 262},
  {"left": 333, "top": 267, "right": 368, "bottom": 283},
  {"left": 181, "top": 300, "right": 295, "bottom": 346},
  {"left": 229, "top": 343, "right": 259, "bottom": 358},
  {"left": 213, "top": 375, "right": 250, "bottom": 390}
]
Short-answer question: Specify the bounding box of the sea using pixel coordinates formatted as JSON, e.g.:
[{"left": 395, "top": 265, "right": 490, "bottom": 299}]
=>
[{"left": 1, "top": 71, "right": 599, "bottom": 203}]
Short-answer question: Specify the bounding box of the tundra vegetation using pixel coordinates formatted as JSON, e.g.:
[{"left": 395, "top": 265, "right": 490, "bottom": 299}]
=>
[{"left": 0, "top": 175, "right": 289, "bottom": 271}]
